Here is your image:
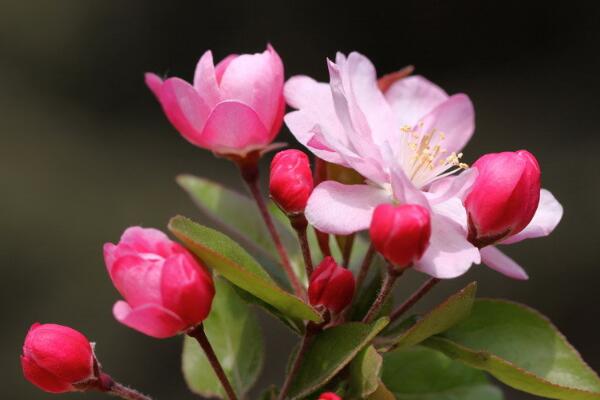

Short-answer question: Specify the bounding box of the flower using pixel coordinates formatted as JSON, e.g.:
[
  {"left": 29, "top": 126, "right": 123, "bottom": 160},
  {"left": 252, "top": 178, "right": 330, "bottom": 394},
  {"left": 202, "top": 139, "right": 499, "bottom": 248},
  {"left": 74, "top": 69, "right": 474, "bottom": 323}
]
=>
[
  {"left": 284, "top": 51, "right": 480, "bottom": 278},
  {"left": 21, "top": 323, "right": 94, "bottom": 393},
  {"left": 308, "top": 257, "right": 355, "bottom": 313},
  {"left": 370, "top": 204, "right": 431, "bottom": 269},
  {"left": 270, "top": 149, "right": 314, "bottom": 214},
  {"left": 146, "top": 45, "right": 284, "bottom": 157},
  {"left": 319, "top": 392, "right": 342, "bottom": 400},
  {"left": 459, "top": 150, "right": 563, "bottom": 279},
  {"left": 104, "top": 227, "right": 215, "bottom": 338}
]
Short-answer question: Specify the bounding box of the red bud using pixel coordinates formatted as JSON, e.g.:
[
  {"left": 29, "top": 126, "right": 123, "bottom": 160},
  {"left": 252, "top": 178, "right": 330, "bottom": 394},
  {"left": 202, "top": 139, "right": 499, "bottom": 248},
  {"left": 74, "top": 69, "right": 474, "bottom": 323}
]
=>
[
  {"left": 308, "top": 257, "right": 355, "bottom": 313},
  {"left": 270, "top": 149, "right": 314, "bottom": 214}
]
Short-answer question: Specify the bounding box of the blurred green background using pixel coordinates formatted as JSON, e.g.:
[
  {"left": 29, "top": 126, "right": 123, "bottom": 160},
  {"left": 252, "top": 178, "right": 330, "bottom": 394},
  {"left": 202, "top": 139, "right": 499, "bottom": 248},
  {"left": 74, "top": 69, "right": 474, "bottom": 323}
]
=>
[{"left": 2, "top": 1, "right": 599, "bottom": 399}]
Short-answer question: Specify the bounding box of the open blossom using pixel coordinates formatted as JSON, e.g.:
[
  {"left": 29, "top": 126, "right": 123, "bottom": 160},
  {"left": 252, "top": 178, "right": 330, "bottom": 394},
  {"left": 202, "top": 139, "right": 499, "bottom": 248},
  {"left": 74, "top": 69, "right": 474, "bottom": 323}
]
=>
[
  {"left": 459, "top": 150, "right": 563, "bottom": 279},
  {"left": 284, "top": 51, "right": 480, "bottom": 278},
  {"left": 104, "top": 227, "right": 215, "bottom": 338},
  {"left": 146, "top": 45, "right": 284, "bottom": 156},
  {"left": 21, "top": 323, "right": 94, "bottom": 393}
]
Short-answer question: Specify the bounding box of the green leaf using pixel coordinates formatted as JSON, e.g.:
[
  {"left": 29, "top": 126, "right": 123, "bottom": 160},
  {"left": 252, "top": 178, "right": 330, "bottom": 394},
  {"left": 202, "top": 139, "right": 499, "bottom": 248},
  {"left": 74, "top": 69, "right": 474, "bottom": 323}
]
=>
[
  {"left": 385, "top": 282, "right": 477, "bottom": 350},
  {"left": 182, "top": 277, "right": 264, "bottom": 398},
  {"left": 382, "top": 346, "right": 504, "bottom": 399},
  {"left": 349, "top": 345, "right": 383, "bottom": 398},
  {"left": 169, "top": 216, "right": 321, "bottom": 323},
  {"left": 288, "top": 318, "right": 389, "bottom": 399},
  {"left": 425, "top": 299, "right": 600, "bottom": 400},
  {"left": 366, "top": 381, "right": 396, "bottom": 400}
]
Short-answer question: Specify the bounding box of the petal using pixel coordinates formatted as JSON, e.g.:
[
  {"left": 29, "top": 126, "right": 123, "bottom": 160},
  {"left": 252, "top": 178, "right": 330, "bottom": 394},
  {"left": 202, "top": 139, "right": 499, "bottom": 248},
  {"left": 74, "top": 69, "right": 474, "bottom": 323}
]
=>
[
  {"left": 119, "top": 226, "right": 172, "bottom": 255},
  {"left": 21, "top": 356, "right": 71, "bottom": 393},
  {"left": 144, "top": 72, "right": 164, "bottom": 98},
  {"left": 156, "top": 77, "right": 212, "bottom": 147},
  {"left": 431, "top": 197, "right": 469, "bottom": 230},
  {"left": 193, "top": 50, "right": 221, "bottom": 106},
  {"left": 161, "top": 253, "right": 214, "bottom": 327},
  {"left": 385, "top": 75, "right": 448, "bottom": 127},
  {"left": 113, "top": 301, "right": 186, "bottom": 339},
  {"left": 219, "top": 45, "right": 283, "bottom": 130},
  {"left": 480, "top": 246, "right": 529, "bottom": 280},
  {"left": 201, "top": 100, "right": 270, "bottom": 154},
  {"left": 109, "top": 256, "right": 163, "bottom": 307},
  {"left": 214, "top": 54, "right": 238, "bottom": 84},
  {"left": 501, "top": 189, "right": 563, "bottom": 244},
  {"left": 389, "top": 165, "right": 429, "bottom": 208},
  {"left": 426, "top": 168, "right": 478, "bottom": 204},
  {"left": 414, "top": 213, "right": 480, "bottom": 279},
  {"left": 305, "top": 182, "right": 390, "bottom": 235}
]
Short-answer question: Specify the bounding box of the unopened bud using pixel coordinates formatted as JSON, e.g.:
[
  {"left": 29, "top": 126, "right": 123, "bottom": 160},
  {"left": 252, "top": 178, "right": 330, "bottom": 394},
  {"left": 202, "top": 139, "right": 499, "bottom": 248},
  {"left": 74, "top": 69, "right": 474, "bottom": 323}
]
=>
[
  {"left": 308, "top": 257, "right": 355, "bottom": 313},
  {"left": 270, "top": 149, "right": 314, "bottom": 214}
]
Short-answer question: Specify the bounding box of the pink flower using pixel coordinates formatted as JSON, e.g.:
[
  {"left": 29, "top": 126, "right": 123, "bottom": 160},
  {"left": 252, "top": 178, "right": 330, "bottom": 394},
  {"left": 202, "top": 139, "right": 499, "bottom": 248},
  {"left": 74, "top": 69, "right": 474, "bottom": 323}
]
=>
[
  {"left": 146, "top": 45, "right": 284, "bottom": 157},
  {"left": 284, "top": 52, "right": 480, "bottom": 278},
  {"left": 270, "top": 149, "right": 314, "bottom": 214},
  {"left": 370, "top": 204, "right": 431, "bottom": 269},
  {"left": 308, "top": 257, "right": 355, "bottom": 313},
  {"left": 319, "top": 392, "right": 342, "bottom": 400},
  {"left": 458, "top": 150, "right": 562, "bottom": 280},
  {"left": 21, "top": 323, "right": 94, "bottom": 393},
  {"left": 104, "top": 227, "right": 215, "bottom": 338}
]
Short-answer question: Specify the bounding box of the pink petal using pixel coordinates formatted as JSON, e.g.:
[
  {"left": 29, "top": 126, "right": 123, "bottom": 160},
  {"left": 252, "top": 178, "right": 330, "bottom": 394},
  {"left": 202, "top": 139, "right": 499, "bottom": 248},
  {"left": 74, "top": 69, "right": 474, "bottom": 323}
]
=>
[
  {"left": 145, "top": 73, "right": 164, "bottom": 98},
  {"left": 219, "top": 46, "right": 283, "bottom": 131},
  {"left": 201, "top": 100, "right": 270, "bottom": 154},
  {"left": 21, "top": 355, "right": 71, "bottom": 393},
  {"left": 156, "top": 77, "right": 212, "bottom": 147},
  {"left": 431, "top": 197, "right": 469, "bottom": 230},
  {"left": 480, "top": 246, "right": 528, "bottom": 280},
  {"left": 161, "top": 254, "right": 214, "bottom": 327},
  {"left": 214, "top": 54, "right": 238, "bottom": 84},
  {"left": 119, "top": 226, "right": 172, "bottom": 255},
  {"left": 414, "top": 213, "right": 480, "bottom": 279},
  {"left": 426, "top": 168, "right": 478, "bottom": 205},
  {"left": 113, "top": 301, "right": 186, "bottom": 339},
  {"left": 385, "top": 75, "right": 448, "bottom": 127},
  {"left": 501, "top": 189, "right": 563, "bottom": 244},
  {"left": 193, "top": 50, "right": 221, "bottom": 107},
  {"left": 305, "top": 181, "right": 390, "bottom": 235},
  {"left": 389, "top": 165, "right": 429, "bottom": 208},
  {"left": 109, "top": 256, "right": 163, "bottom": 308},
  {"left": 418, "top": 93, "right": 475, "bottom": 155}
]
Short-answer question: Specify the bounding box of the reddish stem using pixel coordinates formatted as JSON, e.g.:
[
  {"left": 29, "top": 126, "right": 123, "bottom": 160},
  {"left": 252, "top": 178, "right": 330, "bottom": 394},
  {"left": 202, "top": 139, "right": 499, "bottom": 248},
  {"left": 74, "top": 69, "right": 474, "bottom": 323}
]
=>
[
  {"left": 390, "top": 277, "right": 440, "bottom": 322},
  {"left": 363, "top": 266, "right": 404, "bottom": 323},
  {"left": 291, "top": 214, "right": 313, "bottom": 278}
]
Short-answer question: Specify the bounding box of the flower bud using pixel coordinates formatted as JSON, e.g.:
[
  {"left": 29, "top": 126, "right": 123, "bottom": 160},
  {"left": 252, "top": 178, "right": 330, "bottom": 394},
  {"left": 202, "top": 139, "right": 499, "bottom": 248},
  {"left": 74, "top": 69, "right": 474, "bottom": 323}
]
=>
[
  {"left": 269, "top": 149, "right": 314, "bottom": 214},
  {"left": 464, "top": 150, "right": 541, "bottom": 247},
  {"left": 21, "top": 323, "right": 94, "bottom": 393},
  {"left": 369, "top": 204, "right": 431, "bottom": 268},
  {"left": 308, "top": 257, "right": 355, "bottom": 313},
  {"left": 104, "top": 227, "right": 215, "bottom": 338},
  {"left": 319, "top": 392, "right": 342, "bottom": 400}
]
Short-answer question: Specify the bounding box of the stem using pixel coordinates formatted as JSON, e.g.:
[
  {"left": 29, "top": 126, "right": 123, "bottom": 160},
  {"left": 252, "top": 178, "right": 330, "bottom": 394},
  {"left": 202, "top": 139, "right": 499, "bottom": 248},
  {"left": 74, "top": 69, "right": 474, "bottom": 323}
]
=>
[
  {"left": 188, "top": 325, "right": 238, "bottom": 400},
  {"left": 355, "top": 244, "right": 376, "bottom": 290},
  {"left": 341, "top": 234, "right": 355, "bottom": 268},
  {"left": 109, "top": 382, "right": 153, "bottom": 400},
  {"left": 238, "top": 163, "right": 304, "bottom": 298},
  {"left": 291, "top": 215, "right": 313, "bottom": 278},
  {"left": 390, "top": 277, "right": 440, "bottom": 323},
  {"left": 362, "top": 266, "right": 403, "bottom": 323},
  {"left": 277, "top": 324, "right": 319, "bottom": 400}
]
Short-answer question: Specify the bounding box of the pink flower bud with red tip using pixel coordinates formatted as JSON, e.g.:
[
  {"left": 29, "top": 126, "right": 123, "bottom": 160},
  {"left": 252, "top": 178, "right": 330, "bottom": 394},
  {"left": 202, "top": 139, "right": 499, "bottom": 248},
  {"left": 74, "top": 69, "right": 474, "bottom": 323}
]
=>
[
  {"left": 319, "top": 392, "right": 342, "bottom": 400},
  {"left": 465, "top": 150, "right": 541, "bottom": 247},
  {"left": 146, "top": 44, "right": 284, "bottom": 157},
  {"left": 308, "top": 257, "right": 355, "bottom": 314},
  {"left": 270, "top": 149, "right": 314, "bottom": 214},
  {"left": 21, "top": 323, "right": 94, "bottom": 393},
  {"left": 370, "top": 204, "right": 431, "bottom": 269},
  {"left": 104, "top": 227, "right": 215, "bottom": 339}
]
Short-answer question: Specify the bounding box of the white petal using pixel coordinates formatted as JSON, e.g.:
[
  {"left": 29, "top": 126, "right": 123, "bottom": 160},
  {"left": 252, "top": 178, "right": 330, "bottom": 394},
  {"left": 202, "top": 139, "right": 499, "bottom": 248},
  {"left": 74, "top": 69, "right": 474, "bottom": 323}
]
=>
[
  {"left": 385, "top": 75, "right": 448, "bottom": 127},
  {"left": 305, "top": 181, "right": 390, "bottom": 235},
  {"left": 480, "top": 246, "right": 528, "bottom": 280},
  {"left": 501, "top": 189, "right": 563, "bottom": 244}
]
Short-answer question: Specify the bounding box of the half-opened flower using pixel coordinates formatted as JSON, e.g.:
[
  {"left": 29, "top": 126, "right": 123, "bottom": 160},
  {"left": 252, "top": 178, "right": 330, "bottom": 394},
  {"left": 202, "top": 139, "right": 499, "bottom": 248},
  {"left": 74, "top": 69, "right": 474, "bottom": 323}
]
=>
[
  {"left": 285, "top": 52, "right": 480, "bottom": 278},
  {"left": 104, "top": 227, "right": 215, "bottom": 338},
  {"left": 146, "top": 45, "right": 284, "bottom": 157}
]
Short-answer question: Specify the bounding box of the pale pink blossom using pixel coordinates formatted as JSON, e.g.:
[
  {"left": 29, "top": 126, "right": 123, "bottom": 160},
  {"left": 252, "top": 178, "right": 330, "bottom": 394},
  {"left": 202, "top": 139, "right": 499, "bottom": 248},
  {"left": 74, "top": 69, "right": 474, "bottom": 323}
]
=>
[
  {"left": 146, "top": 45, "right": 284, "bottom": 156},
  {"left": 284, "top": 52, "right": 480, "bottom": 278}
]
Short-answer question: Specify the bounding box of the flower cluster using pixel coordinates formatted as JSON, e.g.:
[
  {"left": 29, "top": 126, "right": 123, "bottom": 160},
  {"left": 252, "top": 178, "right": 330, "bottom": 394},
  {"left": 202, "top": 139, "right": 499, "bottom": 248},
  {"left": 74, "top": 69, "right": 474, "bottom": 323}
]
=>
[{"left": 22, "top": 44, "right": 584, "bottom": 400}]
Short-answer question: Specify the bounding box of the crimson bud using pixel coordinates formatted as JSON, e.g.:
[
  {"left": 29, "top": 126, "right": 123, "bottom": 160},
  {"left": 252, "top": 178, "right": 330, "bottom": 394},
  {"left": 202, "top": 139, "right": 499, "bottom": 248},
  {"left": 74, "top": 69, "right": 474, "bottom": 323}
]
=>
[{"left": 308, "top": 257, "right": 355, "bottom": 313}]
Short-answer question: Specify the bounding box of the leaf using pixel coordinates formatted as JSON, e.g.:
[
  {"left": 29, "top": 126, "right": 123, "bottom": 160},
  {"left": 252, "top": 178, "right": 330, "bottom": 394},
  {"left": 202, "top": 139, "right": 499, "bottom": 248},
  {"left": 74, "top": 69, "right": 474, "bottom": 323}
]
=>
[
  {"left": 425, "top": 299, "right": 600, "bottom": 400},
  {"left": 182, "top": 277, "right": 264, "bottom": 398},
  {"left": 169, "top": 216, "right": 322, "bottom": 323},
  {"left": 349, "top": 345, "right": 383, "bottom": 398},
  {"left": 288, "top": 318, "right": 390, "bottom": 399},
  {"left": 381, "top": 346, "right": 504, "bottom": 399},
  {"left": 366, "top": 380, "right": 396, "bottom": 400},
  {"left": 385, "top": 282, "right": 477, "bottom": 350}
]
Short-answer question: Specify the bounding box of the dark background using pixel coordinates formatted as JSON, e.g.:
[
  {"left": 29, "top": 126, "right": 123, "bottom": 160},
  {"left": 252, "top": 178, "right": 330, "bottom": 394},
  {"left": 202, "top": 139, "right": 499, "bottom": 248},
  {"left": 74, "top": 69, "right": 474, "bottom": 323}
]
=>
[{"left": 2, "top": 1, "right": 599, "bottom": 399}]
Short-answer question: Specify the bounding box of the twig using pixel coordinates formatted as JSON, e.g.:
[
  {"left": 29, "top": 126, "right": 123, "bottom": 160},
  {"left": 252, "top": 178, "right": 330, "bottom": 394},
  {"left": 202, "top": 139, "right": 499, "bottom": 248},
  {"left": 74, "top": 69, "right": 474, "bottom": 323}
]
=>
[
  {"left": 390, "top": 277, "right": 440, "bottom": 323},
  {"left": 362, "top": 265, "right": 404, "bottom": 323}
]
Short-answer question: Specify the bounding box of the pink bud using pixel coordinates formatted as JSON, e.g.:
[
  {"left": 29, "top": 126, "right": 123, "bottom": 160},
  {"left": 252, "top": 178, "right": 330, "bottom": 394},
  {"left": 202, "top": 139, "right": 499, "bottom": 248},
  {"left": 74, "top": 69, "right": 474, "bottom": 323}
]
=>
[
  {"left": 319, "top": 392, "right": 342, "bottom": 400},
  {"left": 21, "top": 323, "right": 94, "bottom": 393},
  {"left": 104, "top": 227, "right": 215, "bottom": 339},
  {"left": 145, "top": 45, "right": 284, "bottom": 157},
  {"left": 269, "top": 149, "right": 314, "bottom": 214},
  {"left": 369, "top": 204, "right": 431, "bottom": 269},
  {"left": 308, "top": 257, "right": 355, "bottom": 313},
  {"left": 465, "top": 150, "right": 541, "bottom": 247}
]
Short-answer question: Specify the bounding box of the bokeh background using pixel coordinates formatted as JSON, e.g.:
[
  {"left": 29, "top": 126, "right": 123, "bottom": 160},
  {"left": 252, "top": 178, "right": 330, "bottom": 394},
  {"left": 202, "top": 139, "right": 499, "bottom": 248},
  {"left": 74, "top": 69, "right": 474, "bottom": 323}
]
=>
[{"left": 2, "top": 1, "right": 599, "bottom": 399}]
